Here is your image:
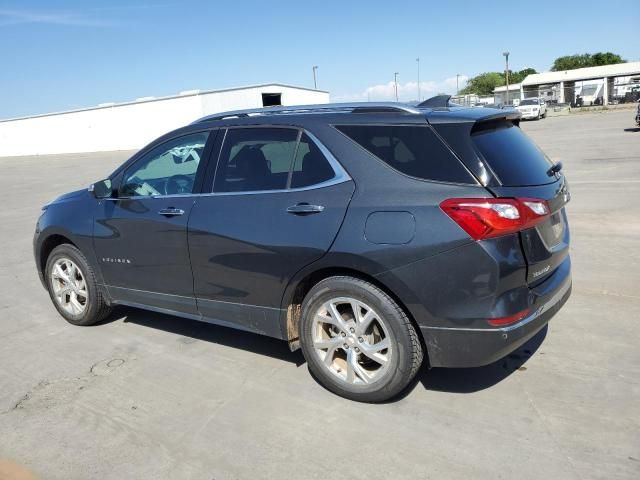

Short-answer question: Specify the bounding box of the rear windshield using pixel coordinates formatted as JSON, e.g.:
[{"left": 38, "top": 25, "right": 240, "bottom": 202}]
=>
[
  {"left": 519, "top": 99, "right": 539, "bottom": 105},
  {"left": 471, "top": 121, "right": 554, "bottom": 186},
  {"left": 335, "top": 125, "right": 474, "bottom": 184}
]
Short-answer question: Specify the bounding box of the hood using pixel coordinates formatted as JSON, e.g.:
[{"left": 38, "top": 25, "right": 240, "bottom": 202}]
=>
[{"left": 48, "top": 188, "right": 87, "bottom": 206}]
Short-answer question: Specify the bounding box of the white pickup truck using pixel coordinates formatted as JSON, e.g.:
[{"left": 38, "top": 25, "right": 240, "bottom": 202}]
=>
[{"left": 515, "top": 98, "right": 547, "bottom": 120}]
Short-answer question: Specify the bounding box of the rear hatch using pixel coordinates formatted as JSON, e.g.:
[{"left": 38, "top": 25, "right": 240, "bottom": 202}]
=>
[{"left": 470, "top": 119, "right": 570, "bottom": 284}]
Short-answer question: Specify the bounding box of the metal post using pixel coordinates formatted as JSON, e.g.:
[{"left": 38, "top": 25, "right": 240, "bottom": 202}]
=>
[
  {"left": 503, "top": 52, "right": 510, "bottom": 105},
  {"left": 312, "top": 66, "right": 318, "bottom": 89},
  {"left": 394, "top": 72, "right": 399, "bottom": 101},
  {"left": 456, "top": 74, "right": 460, "bottom": 95},
  {"left": 416, "top": 58, "right": 421, "bottom": 101}
]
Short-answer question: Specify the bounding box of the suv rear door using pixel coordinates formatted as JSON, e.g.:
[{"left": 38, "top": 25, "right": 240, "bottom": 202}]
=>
[{"left": 187, "top": 126, "right": 354, "bottom": 338}]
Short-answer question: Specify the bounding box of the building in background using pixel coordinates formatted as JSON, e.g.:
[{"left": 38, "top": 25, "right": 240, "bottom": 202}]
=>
[
  {"left": 0, "top": 84, "right": 329, "bottom": 156},
  {"left": 493, "top": 62, "right": 640, "bottom": 107}
]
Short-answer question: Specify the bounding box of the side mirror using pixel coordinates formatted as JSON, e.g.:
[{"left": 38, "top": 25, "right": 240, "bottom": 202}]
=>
[{"left": 89, "top": 179, "right": 113, "bottom": 199}]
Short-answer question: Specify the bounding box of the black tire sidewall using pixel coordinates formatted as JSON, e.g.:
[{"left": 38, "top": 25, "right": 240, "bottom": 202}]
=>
[
  {"left": 45, "top": 244, "right": 102, "bottom": 326},
  {"left": 300, "top": 277, "right": 420, "bottom": 402}
]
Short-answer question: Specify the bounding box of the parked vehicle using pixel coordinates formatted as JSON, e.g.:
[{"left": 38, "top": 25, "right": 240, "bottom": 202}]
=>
[
  {"left": 515, "top": 98, "right": 547, "bottom": 120},
  {"left": 34, "top": 101, "right": 571, "bottom": 402},
  {"left": 636, "top": 101, "right": 640, "bottom": 126}
]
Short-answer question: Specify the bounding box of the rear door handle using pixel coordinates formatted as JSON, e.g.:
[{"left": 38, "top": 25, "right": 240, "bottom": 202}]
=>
[
  {"left": 286, "top": 203, "right": 325, "bottom": 215},
  {"left": 158, "top": 207, "right": 185, "bottom": 217}
]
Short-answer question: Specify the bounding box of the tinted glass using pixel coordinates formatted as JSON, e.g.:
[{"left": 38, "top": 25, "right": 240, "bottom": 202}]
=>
[
  {"left": 472, "top": 121, "right": 554, "bottom": 186},
  {"left": 520, "top": 99, "right": 539, "bottom": 105},
  {"left": 121, "top": 132, "right": 208, "bottom": 197},
  {"left": 336, "top": 125, "right": 473, "bottom": 184},
  {"left": 290, "top": 133, "right": 335, "bottom": 188},
  {"left": 214, "top": 128, "right": 298, "bottom": 192}
]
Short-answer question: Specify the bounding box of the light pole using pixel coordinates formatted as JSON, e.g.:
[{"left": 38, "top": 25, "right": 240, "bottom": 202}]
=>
[
  {"left": 503, "top": 52, "right": 510, "bottom": 105},
  {"left": 312, "top": 66, "right": 318, "bottom": 89},
  {"left": 456, "top": 74, "right": 460, "bottom": 95},
  {"left": 416, "top": 58, "right": 421, "bottom": 101},
  {"left": 394, "top": 72, "right": 399, "bottom": 101}
]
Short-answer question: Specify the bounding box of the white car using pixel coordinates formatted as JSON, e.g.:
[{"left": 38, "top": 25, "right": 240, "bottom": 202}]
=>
[{"left": 515, "top": 98, "right": 547, "bottom": 120}]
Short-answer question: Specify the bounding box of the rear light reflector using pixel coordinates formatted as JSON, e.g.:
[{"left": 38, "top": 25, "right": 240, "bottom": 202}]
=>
[
  {"left": 440, "top": 197, "right": 550, "bottom": 240},
  {"left": 487, "top": 308, "right": 531, "bottom": 326}
]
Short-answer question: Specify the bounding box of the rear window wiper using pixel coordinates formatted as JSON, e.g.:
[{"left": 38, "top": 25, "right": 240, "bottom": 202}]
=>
[{"left": 547, "top": 161, "right": 563, "bottom": 177}]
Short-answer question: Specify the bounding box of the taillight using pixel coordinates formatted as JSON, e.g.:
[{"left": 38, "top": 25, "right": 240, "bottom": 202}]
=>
[{"left": 440, "top": 197, "right": 550, "bottom": 240}]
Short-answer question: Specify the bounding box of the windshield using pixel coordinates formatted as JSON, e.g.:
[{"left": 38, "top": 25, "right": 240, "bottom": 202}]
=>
[{"left": 519, "top": 99, "right": 539, "bottom": 106}]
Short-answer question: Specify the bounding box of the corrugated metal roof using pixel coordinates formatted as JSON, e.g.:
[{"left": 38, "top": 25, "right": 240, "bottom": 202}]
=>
[{"left": 521, "top": 62, "right": 640, "bottom": 85}]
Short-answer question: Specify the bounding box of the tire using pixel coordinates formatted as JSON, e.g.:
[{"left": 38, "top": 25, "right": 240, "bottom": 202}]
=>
[
  {"left": 45, "top": 244, "right": 112, "bottom": 326},
  {"left": 299, "top": 276, "right": 424, "bottom": 402}
]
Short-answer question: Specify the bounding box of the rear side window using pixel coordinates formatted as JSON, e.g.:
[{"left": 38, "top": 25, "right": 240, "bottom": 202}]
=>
[
  {"left": 214, "top": 128, "right": 298, "bottom": 192},
  {"left": 291, "top": 133, "right": 335, "bottom": 188},
  {"left": 472, "top": 121, "right": 554, "bottom": 186},
  {"left": 335, "top": 125, "right": 474, "bottom": 184}
]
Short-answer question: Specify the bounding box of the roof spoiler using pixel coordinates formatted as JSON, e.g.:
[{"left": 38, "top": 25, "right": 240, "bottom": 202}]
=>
[{"left": 418, "top": 95, "right": 453, "bottom": 108}]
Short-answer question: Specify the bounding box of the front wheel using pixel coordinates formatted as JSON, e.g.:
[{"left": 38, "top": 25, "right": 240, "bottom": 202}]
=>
[
  {"left": 299, "top": 276, "right": 424, "bottom": 402},
  {"left": 45, "top": 244, "right": 112, "bottom": 326}
]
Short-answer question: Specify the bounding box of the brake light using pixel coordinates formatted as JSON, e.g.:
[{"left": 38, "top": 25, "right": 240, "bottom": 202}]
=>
[{"left": 440, "top": 197, "right": 550, "bottom": 240}]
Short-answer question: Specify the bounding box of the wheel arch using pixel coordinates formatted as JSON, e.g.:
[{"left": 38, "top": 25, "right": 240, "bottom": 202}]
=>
[
  {"left": 282, "top": 265, "right": 426, "bottom": 357},
  {"left": 38, "top": 233, "right": 78, "bottom": 275}
]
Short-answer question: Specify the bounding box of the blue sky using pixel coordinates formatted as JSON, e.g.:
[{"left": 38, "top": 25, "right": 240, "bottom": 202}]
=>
[{"left": 0, "top": 0, "right": 638, "bottom": 118}]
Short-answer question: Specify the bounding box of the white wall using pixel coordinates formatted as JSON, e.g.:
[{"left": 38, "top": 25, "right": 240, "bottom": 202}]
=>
[{"left": 0, "top": 85, "right": 329, "bottom": 157}]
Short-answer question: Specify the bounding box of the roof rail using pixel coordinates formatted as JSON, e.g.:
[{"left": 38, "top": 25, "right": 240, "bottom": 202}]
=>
[{"left": 193, "top": 102, "right": 422, "bottom": 123}]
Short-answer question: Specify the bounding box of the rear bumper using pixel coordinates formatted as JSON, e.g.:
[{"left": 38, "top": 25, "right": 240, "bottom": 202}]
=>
[{"left": 422, "top": 265, "right": 571, "bottom": 368}]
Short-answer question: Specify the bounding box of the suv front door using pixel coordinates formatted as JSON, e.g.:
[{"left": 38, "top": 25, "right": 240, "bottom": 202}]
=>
[
  {"left": 188, "top": 127, "right": 355, "bottom": 338},
  {"left": 93, "top": 130, "right": 215, "bottom": 314}
]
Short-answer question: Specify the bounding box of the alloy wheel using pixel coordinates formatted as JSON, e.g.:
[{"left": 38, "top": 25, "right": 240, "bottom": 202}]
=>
[
  {"left": 312, "top": 297, "right": 392, "bottom": 385},
  {"left": 50, "top": 258, "right": 88, "bottom": 315}
]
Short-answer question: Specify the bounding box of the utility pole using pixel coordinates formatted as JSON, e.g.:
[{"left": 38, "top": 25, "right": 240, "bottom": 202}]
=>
[
  {"left": 456, "top": 74, "right": 460, "bottom": 95},
  {"left": 394, "top": 72, "right": 399, "bottom": 101},
  {"left": 416, "top": 58, "right": 421, "bottom": 101},
  {"left": 503, "top": 52, "right": 510, "bottom": 105},
  {"left": 312, "top": 66, "right": 318, "bottom": 89}
]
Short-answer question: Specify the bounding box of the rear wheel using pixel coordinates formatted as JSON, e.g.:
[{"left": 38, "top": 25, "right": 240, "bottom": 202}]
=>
[
  {"left": 299, "top": 276, "right": 423, "bottom": 402},
  {"left": 45, "top": 244, "right": 112, "bottom": 326}
]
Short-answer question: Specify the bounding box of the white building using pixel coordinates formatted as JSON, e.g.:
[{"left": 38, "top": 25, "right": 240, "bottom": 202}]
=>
[
  {"left": 0, "top": 83, "right": 329, "bottom": 157},
  {"left": 493, "top": 62, "right": 640, "bottom": 106}
]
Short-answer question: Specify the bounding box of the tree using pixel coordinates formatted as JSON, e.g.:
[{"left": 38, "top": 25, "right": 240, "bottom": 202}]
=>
[
  {"left": 510, "top": 68, "right": 537, "bottom": 84},
  {"left": 551, "top": 52, "right": 625, "bottom": 71},
  {"left": 459, "top": 72, "right": 504, "bottom": 96},
  {"left": 460, "top": 68, "right": 537, "bottom": 95}
]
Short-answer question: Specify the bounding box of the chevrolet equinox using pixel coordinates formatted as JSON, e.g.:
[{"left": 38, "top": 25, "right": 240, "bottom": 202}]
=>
[{"left": 34, "top": 101, "right": 572, "bottom": 402}]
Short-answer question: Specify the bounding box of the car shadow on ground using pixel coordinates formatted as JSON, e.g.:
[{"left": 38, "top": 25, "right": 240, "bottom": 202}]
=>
[
  {"left": 101, "top": 306, "right": 547, "bottom": 399},
  {"left": 623, "top": 127, "right": 640, "bottom": 132},
  {"left": 102, "top": 306, "right": 305, "bottom": 366}
]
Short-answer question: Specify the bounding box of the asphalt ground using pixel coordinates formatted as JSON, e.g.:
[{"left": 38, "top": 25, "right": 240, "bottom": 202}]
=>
[{"left": 0, "top": 109, "right": 638, "bottom": 479}]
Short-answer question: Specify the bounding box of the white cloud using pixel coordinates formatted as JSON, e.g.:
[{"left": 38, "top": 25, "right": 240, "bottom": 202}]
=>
[
  {"left": 333, "top": 75, "right": 469, "bottom": 103},
  {"left": 0, "top": 9, "right": 119, "bottom": 27}
]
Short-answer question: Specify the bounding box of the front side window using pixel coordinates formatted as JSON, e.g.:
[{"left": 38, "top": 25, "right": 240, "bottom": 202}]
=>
[
  {"left": 120, "top": 132, "right": 209, "bottom": 197},
  {"left": 213, "top": 128, "right": 336, "bottom": 192}
]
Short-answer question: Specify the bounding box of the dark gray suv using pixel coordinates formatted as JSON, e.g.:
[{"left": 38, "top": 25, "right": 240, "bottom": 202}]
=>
[{"left": 34, "top": 101, "right": 571, "bottom": 402}]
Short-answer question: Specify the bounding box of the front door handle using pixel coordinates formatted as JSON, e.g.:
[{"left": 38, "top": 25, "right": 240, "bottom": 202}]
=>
[
  {"left": 286, "top": 203, "right": 325, "bottom": 215},
  {"left": 158, "top": 207, "right": 185, "bottom": 217}
]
